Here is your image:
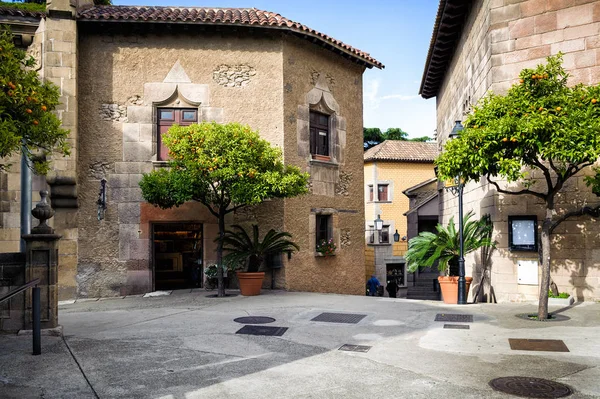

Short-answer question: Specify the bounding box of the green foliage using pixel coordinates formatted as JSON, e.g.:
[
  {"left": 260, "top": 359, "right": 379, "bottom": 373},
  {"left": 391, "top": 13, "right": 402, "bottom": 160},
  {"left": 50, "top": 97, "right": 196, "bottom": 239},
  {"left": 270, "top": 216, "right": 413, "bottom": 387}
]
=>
[
  {"left": 0, "top": 1, "right": 45, "bottom": 12},
  {"left": 410, "top": 136, "right": 432, "bottom": 142},
  {"left": 0, "top": 25, "right": 69, "bottom": 174},
  {"left": 364, "top": 127, "right": 430, "bottom": 149},
  {"left": 221, "top": 224, "right": 299, "bottom": 273},
  {"left": 585, "top": 167, "right": 600, "bottom": 197},
  {"left": 139, "top": 122, "right": 309, "bottom": 212},
  {"left": 548, "top": 290, "right": 570, "bottom": 299},
  {"left": 436, "top": 54, "right": 600, "bottom": 191},
  {"left": 405, "top": 212, "right": 495, "bottom": 276}
]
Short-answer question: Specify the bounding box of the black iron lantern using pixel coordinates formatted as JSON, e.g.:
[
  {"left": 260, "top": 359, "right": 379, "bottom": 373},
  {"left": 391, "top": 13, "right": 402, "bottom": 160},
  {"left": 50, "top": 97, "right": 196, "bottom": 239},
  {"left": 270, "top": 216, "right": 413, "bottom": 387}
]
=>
[
  {"left": 449, "top": 120, "right": 464, "bottom": 139},
  {"left": 393, "top": 229, "right": 400, "bottom": 242}
]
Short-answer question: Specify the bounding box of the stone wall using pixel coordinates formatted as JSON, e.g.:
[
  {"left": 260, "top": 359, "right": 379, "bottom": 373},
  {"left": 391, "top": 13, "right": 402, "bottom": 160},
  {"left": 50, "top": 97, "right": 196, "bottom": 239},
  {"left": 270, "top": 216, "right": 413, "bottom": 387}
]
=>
[
  {"left": 435, "top": 0, "right": 600, "bottom": 301},
  {"left": 282, "top": 35, "right": 367, "bottom": 295},
  {"left": 75, "top": 27, "right": 286, "bottom": 298}
]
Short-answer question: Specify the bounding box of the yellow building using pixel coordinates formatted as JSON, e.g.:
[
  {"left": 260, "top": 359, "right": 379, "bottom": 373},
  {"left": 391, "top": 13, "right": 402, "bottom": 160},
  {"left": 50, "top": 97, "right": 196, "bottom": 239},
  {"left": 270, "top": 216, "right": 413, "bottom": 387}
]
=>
[{"left": 363, "top": 140, "right": 437, "bottom": 296}]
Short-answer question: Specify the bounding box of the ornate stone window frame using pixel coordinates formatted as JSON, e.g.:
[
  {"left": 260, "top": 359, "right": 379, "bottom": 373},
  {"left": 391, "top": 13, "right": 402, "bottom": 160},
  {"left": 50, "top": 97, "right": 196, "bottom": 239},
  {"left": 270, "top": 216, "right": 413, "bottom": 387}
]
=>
[{"left": 310, "top": 208, "right": 339, "bottom": 256}]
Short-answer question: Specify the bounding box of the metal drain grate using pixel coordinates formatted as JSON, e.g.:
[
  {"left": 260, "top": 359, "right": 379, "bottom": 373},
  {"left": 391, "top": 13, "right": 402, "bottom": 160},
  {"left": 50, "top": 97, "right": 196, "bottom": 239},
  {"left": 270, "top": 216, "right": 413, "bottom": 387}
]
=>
[
  {"left": 444, "top": 324, "right": 470, "bottom": 330},
  {"left": 509, "top": 339, "right": 570, "bottom": 352},
  {"left": 489, "top": 376, "right": 573, "bottom": 398},
  {"left": 311, "top": 312, "right": 367, "bottom": 324},
  {"left": 233, "top": 316, "right": 276, "bottom": 324},
  {"left": 339, "top": 344, "right": 371, "bottom": 353},
  {"left": 435, "top": 313, "right": 473, "bottom": 323},
  {"left": 235, "top": 325, "right": 288, "bottom": 337}
]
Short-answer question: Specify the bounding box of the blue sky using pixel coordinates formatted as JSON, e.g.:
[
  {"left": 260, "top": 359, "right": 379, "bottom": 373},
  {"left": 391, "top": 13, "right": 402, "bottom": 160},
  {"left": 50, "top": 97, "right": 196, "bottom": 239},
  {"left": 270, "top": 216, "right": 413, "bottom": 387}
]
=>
[{"left": 113, "top": 0, "right": 439, "bottom": 139}]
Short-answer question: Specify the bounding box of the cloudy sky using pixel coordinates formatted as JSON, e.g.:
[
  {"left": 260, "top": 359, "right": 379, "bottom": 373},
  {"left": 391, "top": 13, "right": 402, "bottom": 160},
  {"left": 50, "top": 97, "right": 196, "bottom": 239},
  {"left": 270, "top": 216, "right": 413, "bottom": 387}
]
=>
[{"left": 113, "top": 0, "right": 440, "bottom": 139}]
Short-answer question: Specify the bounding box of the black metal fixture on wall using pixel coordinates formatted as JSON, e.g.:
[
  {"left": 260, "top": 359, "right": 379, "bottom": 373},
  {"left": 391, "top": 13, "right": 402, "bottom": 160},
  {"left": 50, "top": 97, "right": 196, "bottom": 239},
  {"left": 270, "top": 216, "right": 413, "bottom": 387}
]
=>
[
  {"left": 97, "top": 178, "right": 107, "bottom": 221},
  {"left": 393, "top": 229, "right": 400, "bottom": 242},
  {"left": 447, "top": 120, "right": 467, "bottom": 305}
]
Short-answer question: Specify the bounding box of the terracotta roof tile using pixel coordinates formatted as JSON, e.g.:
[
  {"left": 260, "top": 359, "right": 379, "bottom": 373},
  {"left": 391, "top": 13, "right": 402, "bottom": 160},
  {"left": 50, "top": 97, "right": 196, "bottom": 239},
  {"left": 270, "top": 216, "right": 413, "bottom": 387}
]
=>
[
  {"left": 0, "top": 6, "right": 45, "bottom": 19},
  {"left": 364, "top": 140, "right": 438, "bottom": 163},
  {"left": 77, "top": 6, "right": 383, "bottom": 69}
]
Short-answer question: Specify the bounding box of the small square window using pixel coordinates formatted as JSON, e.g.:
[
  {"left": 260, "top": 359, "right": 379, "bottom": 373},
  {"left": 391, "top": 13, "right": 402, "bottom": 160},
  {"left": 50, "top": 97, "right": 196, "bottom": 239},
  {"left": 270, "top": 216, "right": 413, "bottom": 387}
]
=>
[
  {"left": 508, "top": 216, "right": 538, "bottom": 251},
  {"left": 159, "top": 110, "right": 174, "bottom": 120},
  {"left": 182, "top": 110, "right": 197, "bottom": 121}
]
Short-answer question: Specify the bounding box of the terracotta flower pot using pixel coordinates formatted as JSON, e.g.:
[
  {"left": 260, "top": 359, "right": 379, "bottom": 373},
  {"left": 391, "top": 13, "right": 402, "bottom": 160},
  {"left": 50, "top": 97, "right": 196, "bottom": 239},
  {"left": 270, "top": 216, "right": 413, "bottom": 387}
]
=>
[
  {"left": 237, "top": 272, "right": 265, "bottom": 296},
  {"left": 438, "top": 276, "right": 473, "bottom": 304}
]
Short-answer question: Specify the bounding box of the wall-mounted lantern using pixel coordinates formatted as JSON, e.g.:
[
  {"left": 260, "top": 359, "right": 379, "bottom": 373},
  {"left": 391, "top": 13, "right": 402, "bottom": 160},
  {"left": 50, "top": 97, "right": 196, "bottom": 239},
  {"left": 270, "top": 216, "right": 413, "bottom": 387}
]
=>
[
  {"left": 97, "top": 178, "right": 107, "bottom": 221},
  {"left": 393, "top": 229, "right": 400, "bottom": 242}
]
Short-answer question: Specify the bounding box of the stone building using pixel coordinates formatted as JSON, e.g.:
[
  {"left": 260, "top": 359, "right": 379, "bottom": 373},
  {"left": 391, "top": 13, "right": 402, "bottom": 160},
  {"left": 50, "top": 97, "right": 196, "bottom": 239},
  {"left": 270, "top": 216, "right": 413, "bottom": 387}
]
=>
[
  {"left": 420, "top": 0, "right": 600, "bottom": 301},
  {"left": 0, "top": 1, "right": 383, "bottom": 299},
  {"left": 363, "top": 140, "right": 437, "bottom": 297}
]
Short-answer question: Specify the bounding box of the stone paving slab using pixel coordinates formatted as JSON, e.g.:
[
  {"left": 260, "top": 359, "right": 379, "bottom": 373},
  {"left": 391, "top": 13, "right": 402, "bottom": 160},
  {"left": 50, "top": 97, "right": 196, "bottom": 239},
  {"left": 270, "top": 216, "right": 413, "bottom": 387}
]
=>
[{"left": 1, "top": 291, "right": 599, "bottom": 399}]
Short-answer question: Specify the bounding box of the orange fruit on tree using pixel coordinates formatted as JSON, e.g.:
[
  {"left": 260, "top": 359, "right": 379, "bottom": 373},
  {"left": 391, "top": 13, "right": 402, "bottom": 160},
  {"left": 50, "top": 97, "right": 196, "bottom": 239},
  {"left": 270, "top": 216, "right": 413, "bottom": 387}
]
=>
[
  {"left": 538, "top": 107, "right": 544, "bottom": 111},
  {"left": 556, "top": 107, "right": 561, "bottom": 111},
  {"left": 511, "top": 138, "right": 517, "bottom": 143},
  {"left": 532, "top": 74, "right": 537, "bottom": 79},
  {"left": 502, "top": 138, "right": 508, "bottom": 142},
  {"left": 519, "top": 79, "right": 524, "bottom": 84},
  {"left": 592, "top": 99, "right": 598, "bottom": 104},
  {"left": 26, "top": 109, "right": 32, "bottom": 114},
  {"left": 41, "top": 105, "right": 47, "bottom": 111},
  {"left": 32, "top": 120, "right": 39, "bottom": 125}
]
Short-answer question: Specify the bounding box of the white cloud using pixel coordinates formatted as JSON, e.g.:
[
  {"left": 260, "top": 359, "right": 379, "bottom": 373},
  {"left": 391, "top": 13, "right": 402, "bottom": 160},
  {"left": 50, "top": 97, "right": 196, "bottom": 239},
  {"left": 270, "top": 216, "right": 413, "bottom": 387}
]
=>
[{"left": 380, "top": 94, "right": 419, "bottom": 101}]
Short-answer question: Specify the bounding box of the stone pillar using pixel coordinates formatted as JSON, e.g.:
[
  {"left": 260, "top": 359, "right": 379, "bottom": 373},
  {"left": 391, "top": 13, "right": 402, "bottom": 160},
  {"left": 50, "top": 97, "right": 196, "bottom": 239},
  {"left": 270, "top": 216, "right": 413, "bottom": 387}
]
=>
[
  {"left": 36, "top": 0, "right": 79, "bottom": 299},
  {"left": 22, "top": 191, "right": 61, "bottom": 330}
]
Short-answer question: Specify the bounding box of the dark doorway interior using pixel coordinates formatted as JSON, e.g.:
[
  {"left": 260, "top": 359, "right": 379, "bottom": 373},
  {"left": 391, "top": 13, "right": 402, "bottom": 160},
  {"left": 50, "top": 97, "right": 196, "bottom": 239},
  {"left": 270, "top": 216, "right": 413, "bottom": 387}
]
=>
[{"left": 153, "top": 223, "right": 203, "bottom": 290}]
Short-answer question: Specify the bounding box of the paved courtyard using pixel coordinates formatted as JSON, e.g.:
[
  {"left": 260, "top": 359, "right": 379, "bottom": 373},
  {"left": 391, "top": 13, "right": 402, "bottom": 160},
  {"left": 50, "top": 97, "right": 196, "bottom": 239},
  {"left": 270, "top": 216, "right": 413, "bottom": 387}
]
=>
[{"left": 1, "top": 290, "right": 599, "bottom": 398}]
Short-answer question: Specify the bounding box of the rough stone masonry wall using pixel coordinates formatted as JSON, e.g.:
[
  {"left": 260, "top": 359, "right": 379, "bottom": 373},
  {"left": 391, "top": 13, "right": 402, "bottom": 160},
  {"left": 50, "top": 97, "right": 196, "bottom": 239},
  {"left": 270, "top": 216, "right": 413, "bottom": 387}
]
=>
[
  {"left": 282, "top": 35, "right": 366, "bottom": 295},
  {"left": 75, "top": 28, "right": 285, "bottom": 298},
  {"left": 436, "top": 0, "right": 600, "bottom": 301}
]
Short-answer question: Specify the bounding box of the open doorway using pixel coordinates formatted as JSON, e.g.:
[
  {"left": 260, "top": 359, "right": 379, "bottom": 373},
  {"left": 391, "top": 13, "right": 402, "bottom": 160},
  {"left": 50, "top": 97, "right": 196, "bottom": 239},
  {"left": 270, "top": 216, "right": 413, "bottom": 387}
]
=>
[{"left": 152, "top": 223, "right": 203, "bottom": 290}]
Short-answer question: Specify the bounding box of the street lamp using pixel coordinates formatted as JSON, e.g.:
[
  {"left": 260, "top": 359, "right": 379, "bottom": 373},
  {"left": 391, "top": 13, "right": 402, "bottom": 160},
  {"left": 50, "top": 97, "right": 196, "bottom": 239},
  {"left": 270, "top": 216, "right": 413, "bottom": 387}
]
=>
[
  {"left": 393, "top": 229, "right": 400, "bottom": 242},
  {"left": 448, "top": 120, "right": 467, "bottom": 304},
  {"left": 374, "top": 214, "right": 383, "bottom": 232}
]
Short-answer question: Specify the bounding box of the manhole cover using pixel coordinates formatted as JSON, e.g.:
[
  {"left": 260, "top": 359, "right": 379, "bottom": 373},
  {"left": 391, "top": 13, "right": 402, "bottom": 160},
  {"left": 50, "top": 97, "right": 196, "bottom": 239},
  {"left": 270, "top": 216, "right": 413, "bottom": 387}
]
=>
[
  {"left": 234, "top": 316, "right": 276, "bottom": 324},
  {"left": 339, "top": 344, "right": 371, "bottom": 353},
  {"left": 435, "top": 313, "right": 473, "bottom": 322},
  {"left": 444, "top": 324, "right": 470, "bottom": 330},
  {"left": 489, "top": 376, "right": 573, "bottom": 398},
  {"left": 235, "top": 325, "right": 288, "bottom": 337},
  {"left": 509, "top": 339, "right": 569, "bottom": 352},
  {"left": 311, "top": 312, "right": 366, "bottom": 324},
  {"left": 206, "top": 294, "right": 238, "bottom": 298}
]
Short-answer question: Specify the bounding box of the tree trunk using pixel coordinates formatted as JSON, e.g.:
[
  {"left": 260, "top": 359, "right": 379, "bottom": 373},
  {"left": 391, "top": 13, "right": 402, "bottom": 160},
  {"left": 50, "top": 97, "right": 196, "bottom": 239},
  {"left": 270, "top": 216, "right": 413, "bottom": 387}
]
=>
[
  {"left": 216, "top": 210, "right": 226, "bottom": 297},
  {"left": 538, "top": 208, "right": 552, "bottom": 320}
]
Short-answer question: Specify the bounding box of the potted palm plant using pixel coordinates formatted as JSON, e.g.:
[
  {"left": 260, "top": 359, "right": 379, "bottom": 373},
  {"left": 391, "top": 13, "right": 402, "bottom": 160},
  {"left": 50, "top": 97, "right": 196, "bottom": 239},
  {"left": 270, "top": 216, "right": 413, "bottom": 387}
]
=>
[
  {"left": 405, "top": 211, "right": 494, "bottom": 304},
  {"left": 221, "top": 224, "right": 299, "bottom": 296}
]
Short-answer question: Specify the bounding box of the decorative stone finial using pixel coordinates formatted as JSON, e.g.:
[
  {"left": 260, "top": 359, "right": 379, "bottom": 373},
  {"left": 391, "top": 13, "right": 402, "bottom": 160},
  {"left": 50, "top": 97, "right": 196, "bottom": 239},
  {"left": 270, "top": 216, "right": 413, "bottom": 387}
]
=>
[{"left": 31, "top": 191, "right": 55, "bottom": 234}]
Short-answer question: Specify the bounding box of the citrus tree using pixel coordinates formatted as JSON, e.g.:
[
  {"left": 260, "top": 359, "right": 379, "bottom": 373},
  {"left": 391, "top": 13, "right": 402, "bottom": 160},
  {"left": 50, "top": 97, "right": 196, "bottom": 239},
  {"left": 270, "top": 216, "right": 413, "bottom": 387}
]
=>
[
  {"left": 0, "top": 26, "right": 69, "bottom": 174},
  {"left": 139, "top": 122, "right": 309, "bottom": 297},
  {"left": 436, "top": 54, "right": 600, "bottom": 320}
]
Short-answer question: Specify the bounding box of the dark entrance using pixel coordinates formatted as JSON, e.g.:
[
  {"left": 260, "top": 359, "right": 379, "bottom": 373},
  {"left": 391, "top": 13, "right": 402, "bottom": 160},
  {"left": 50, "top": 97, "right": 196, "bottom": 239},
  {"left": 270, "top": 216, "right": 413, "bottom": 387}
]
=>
[{"left": 152, "top": 223, "right": 203, "bottom": 290}]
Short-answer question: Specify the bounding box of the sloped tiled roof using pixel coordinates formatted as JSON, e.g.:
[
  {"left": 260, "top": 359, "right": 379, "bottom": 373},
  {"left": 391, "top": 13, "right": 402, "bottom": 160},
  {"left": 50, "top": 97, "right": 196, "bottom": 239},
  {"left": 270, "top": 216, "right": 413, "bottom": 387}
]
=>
[
  {"left": 0, "top": 7, "right": 45, "bottom": 19},
  {"left": 364, "top": 140, "right": 438, "bottom": 163},
  {"left": 77, "top": 6, "right": 384, "bottom": 69}
]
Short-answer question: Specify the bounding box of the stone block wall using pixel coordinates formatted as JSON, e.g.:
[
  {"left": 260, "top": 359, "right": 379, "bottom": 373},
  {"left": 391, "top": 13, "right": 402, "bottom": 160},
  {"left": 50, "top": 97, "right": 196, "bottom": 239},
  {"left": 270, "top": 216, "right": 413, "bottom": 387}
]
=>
[{"left": 435, "top": 0, "right": 600, "bottom": 301}]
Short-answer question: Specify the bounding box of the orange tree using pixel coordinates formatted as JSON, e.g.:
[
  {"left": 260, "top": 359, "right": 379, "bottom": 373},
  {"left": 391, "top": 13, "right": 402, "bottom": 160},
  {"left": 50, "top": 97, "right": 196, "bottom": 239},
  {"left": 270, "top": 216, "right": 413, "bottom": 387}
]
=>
[
  {"left": 436, "top": 55, "right": 600, "bottom": 319},
  {"left": 139, "top": 122, "right": 309, "bottom": 297},
  {"left": 0, "top": 26, "right": 68, "bottom": 174}
]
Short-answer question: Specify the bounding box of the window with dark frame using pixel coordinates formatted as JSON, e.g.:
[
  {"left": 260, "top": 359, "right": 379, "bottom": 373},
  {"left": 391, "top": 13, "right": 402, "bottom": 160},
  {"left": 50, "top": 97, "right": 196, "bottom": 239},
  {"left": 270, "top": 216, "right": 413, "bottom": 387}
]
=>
[
  {"left": 508, "top": 216, "right": 538, "bottom": 252},
  {"left": 379, "top": 225, "right": 390, "bottom": 244},
  {"left": 368, "top": 185, "right": 373, "bottom": 202},
  {"left": 157, "top": 108, "right": 198, "bottom": 161},
  {"left": 377, "top": 184, "right": 389, "bottom": 201},
  {"left": 316, "top": 214, "right": 331, "bottom": 249},
  {"left": 309, "top": 111, "right": 330, "bottom": 158}
]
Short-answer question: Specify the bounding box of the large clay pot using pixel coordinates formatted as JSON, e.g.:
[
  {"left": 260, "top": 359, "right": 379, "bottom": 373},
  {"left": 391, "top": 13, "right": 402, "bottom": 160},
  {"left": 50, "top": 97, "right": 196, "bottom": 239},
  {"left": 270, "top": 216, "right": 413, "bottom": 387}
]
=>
[
  {"left": 438, "top": 276, "right": 473, "bottom": 304},
  {"left": 237, "top": 272, "right": 265, "bottom": 296}
]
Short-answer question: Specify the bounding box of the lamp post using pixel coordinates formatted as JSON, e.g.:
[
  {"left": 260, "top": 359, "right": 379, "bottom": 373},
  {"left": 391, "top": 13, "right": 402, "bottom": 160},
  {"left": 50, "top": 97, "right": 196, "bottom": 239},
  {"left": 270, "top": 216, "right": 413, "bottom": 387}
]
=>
[{"left": 448, "top": 121, "right": 467, "bottom": 305}]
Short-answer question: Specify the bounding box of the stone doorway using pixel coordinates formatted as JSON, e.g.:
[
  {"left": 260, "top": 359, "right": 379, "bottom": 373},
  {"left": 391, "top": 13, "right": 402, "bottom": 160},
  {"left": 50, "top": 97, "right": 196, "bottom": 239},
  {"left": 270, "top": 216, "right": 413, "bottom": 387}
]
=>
[{"left": 152, "top": 223, "right": 203, "bottom": 290}]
